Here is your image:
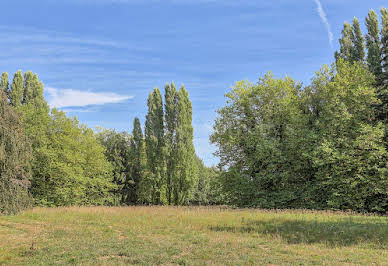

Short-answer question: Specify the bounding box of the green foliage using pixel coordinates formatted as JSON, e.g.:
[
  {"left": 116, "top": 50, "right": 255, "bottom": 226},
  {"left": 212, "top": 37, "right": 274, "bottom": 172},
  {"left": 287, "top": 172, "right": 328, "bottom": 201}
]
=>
[
  {"left": 365, "top": 10, "right": 382, "bottom": 83},
  {"left": 9, "top": 70, "right": 23, "bottom": 107},
  {"left": 2, "top": 69, "right": 203, "bottom": 209},
  {"left": 211, "top": 61, "right": 388, "bottom": 212},
  {"left": 30, "top": 109, "right": 115, "bottom": 206},
  {"left": 173, "top": 86, "right": 197, "bottom": 205},
  {"left": 22, "top": 72, "right": 45, "bottom": 108},
  {"left": 0, "top": 91, "right": 32, "bottom": 214},
  {"left": 0, "top": 73, "right": 8, "bottom": 93},
  {"left": 1, "top": 70, "right": 116, "bottom": 207},
  {"left": 378, "top": 8, "right": 388, "bottom": 130},
  {"left": 164, "top": 83, "right": 178, "bottom": 205},
  {"left": 211, "top": 73, "right": 309, "bottom": 208},
  {"left": 162, "top": 83, "right": 198, "bottom": 205},
  {"left": 351, "top": 17, "right": 365, "bottom": 62},
  {"left": 336, "top": 17, "right": 365, "bottom": 64},
  {"left": 136, "top": 85, "right": 200, "bottom": 206},
  {"left": 145, "top": 88, "right": 166, "bottom": 204},
  {"left": 192, "top": 157, "right": 224, "bottom": 205},
  {"left": 97, "top": 129, "right": 132, "bottom": 205},
  {"left": 78, "top": 124, "right": 116, "bottom": 205},
  {"left": 23, "top": 71, "right": 34, "bottom": 104},
  {"left": 97, "top": 120, "right": 147, "bottom": 206},
  {"left": 336, "top": 22, "right": 353, "bottom": 62},
  {"left": 309, "top": 61, "right": 387, "bottom": 212},
  {"left": 130, "top": 117, "right": 147, "bottom": 204}
]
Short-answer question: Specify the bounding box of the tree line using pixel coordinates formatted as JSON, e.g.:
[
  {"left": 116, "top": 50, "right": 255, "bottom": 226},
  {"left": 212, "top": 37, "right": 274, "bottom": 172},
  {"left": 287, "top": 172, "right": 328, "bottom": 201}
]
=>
[
  {"left": 98, "top": 84, "right": 222, "bottom": 206},
  {"left": 1, "top": 70, "right": 116, "bottom": 213},
  {"left": 0, "top": 73, "right": 219, "bottom": 214},
  {"left": 211, "top": 8, "right": 388, "bottom": 213}
]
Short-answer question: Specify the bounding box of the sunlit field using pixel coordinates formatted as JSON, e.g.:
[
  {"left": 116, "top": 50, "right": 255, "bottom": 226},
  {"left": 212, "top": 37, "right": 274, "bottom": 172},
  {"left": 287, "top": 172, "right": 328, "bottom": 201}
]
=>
[{"left": 1, "top": 207, "right": 388, "bottom": 265}]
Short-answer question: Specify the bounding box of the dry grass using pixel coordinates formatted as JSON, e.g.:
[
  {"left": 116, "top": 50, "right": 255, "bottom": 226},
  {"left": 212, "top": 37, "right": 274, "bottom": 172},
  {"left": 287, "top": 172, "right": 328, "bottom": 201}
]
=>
[{"left": 1, "top": 206, "right": 388, "bottom": 265}]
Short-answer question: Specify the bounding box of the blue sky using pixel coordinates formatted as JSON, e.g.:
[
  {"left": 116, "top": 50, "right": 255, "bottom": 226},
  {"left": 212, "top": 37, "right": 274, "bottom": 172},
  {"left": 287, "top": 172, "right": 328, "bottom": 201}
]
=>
[{"left": 0, "top": 0, "right": 385, "bottom": 166}]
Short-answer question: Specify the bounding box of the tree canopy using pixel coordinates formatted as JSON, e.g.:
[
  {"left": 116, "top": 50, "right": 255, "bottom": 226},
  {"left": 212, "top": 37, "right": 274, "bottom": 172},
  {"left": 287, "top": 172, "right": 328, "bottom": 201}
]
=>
[{"left": 211, "top": 60, "right": 388, "bottom": 212}]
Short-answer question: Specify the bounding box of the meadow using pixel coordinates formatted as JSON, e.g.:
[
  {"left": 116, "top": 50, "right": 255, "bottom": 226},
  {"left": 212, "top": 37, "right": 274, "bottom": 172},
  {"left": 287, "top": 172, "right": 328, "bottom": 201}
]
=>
[{"left": 1, "top": 206, "right": 388, "bottom": 265}]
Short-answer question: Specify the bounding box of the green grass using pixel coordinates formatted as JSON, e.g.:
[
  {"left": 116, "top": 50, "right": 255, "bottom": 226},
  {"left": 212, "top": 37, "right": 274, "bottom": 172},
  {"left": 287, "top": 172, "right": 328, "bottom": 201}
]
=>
[{"left": 1, "top": 206, "right": 388, "bottom": 265}]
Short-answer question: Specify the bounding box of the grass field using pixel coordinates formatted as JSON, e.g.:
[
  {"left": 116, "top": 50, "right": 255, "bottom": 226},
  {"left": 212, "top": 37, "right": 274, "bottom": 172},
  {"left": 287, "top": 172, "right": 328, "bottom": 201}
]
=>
[{"left": 1, "top": 206, "right": 388, "bottom": 265}]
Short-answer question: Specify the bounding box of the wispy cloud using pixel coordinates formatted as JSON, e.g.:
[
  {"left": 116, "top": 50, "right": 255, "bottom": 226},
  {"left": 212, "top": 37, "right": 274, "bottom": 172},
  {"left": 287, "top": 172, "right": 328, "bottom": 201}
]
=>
[
  {"left": 0, "top": 25, "right": 155, "bottom": 67},
  {"left": 46, "top": 87, "right": 133, "bottom": 108},
  {"left": 0, "top": 25, "right": 151, "bottom": 50},
  {"left": 314, "top": 0, "right": 333, "bottom": 48}
]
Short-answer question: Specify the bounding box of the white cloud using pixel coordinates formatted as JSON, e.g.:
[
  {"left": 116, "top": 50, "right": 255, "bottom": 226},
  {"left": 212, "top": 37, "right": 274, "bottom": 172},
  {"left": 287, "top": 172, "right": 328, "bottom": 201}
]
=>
[
  {"left": 314, "top": 0, "right": 333, "bottom": 48},
  {"left": 46, "top": 87, "right": 133, "bottom": 108}
]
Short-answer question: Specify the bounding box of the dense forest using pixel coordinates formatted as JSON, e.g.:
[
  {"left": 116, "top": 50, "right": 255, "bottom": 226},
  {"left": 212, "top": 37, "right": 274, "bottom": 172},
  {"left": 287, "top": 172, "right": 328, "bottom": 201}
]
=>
[
  {"left": 211, "top": 8, "right": 388, "bottom": 212},
  {"left": 0, "top": 8, "right": 387, "bottom": 214}
]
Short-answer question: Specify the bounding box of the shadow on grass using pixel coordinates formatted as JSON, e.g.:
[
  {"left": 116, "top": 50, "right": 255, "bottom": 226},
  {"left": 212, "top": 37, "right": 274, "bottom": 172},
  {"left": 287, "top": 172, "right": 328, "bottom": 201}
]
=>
[{"left": 209, "top": 217, "right": 388, "bottom": 248}]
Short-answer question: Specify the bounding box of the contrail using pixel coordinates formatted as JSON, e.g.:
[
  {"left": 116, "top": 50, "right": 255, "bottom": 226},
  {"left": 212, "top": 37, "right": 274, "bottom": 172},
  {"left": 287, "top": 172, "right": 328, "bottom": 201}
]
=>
[{"left": 314, "top": 0, "right": 333, "bottom": 48}]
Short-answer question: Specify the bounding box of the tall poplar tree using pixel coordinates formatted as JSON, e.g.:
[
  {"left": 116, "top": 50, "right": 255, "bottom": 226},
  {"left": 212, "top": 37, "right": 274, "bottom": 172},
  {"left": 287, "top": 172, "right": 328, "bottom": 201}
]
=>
[
  {"left": 25, "top": 73, "right": 44, "bottom": 106},
  {"left": 335, "top": 22, "right": 353, "bottom": 62},
  {"left": 365, "top": 10, "right": 382, "bottom": 83},
  {"left": 145, "top": 88, "right": 165, "bottom": 204},
  {"left": 23, "top": 71, "right": 34, "bottom": 104},
  {"left": 351, "top": 17, "right": 365, "bottom": 62},
  {"left": 164, "top": 83, "right": 178, "bottom": 205},
  {"left": 173, "top": 86, "right": 196, "bottom": 205},
  {"left": 0, "top": 73, "right": 8, "bottom": 93},
  {"left": 127, "top": 117, "right": 146, "bottom": 204},
  {"left": 336, "top": 18, "right": 365, "bottom": 64},
  {"left": 9, "top": 70, "right": 24, "bottom": 107}
]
